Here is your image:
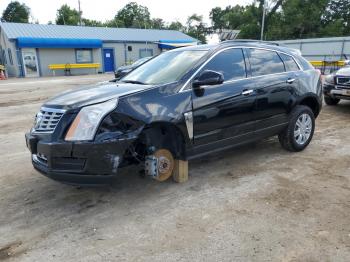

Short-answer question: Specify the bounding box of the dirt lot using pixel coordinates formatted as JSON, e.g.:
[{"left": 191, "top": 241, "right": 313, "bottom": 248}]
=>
[{"left": 0, "top": 75, "right": 349, "bottom": 262}]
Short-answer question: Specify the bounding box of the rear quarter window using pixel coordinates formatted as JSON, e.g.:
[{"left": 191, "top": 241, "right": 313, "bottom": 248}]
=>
[
  {"left": 247, "top": 49, "right": 285, "bottom": 76},
  {"left": 279, "top": 53, "right": 300, "bottom": 71},
  {"left": 296, "top": 56, "right": 313, "bottom": 70}
]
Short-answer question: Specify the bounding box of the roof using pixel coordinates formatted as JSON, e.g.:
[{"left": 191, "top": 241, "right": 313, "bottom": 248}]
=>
[
  {"left": 0, "top": 22, "right": 197, "bottom": 43},
  {"left": 169, "top": 44, "right": 215, "bottom": 51}
]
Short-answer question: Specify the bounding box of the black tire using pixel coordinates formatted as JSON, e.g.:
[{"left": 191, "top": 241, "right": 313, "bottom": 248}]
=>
[
  {"left": 278, "top": 105, "right": 315, "bottom": 152},
  {"left": 324, "top": 96, "right": 340, "bottom": 106}
]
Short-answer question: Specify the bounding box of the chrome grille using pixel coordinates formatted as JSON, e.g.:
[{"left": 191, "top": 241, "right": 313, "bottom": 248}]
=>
[
  {"left": 33, "top": 107, "right": 65, "bottom": 133},
  {"left": 336, "top": 76, "right": 350, "bottom": 86}
]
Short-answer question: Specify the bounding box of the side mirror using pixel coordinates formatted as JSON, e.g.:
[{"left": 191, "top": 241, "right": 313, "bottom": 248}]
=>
[{"left": 193, "top": 70, "right": 224, "bottom": 88}]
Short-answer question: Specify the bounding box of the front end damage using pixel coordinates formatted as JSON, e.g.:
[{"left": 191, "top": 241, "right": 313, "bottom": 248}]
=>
[
  {"left": 25, "top": 107, "right": 147, "bottom": 185},
  {"left": 25, "top": 132, "right": 138, "bottom": 185}
]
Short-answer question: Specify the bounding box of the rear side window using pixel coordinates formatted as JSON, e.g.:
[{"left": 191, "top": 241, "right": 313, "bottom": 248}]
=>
[
  {"left": 296, "top": 56, "right": 312, "bottom": 70},
  {"left": 247, "top": 49, "right": 285, "bottom": 76},
  {"left": 279, "top": 53, "right": 300, "bottom": 71},
  {"left": 201, "top": 48, "right": 246, "bottom": 81}
]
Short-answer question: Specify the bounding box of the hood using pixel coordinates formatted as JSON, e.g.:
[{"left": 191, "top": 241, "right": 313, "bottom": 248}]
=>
[
  {"left": 44, "top": 82, "right": 153, "bottom": 110},
  {"left": 336, "top": 66, "right": 350, "bottom": 76},
  {"left": 116, "top": 65, "right": 133, "bottom": 72}
]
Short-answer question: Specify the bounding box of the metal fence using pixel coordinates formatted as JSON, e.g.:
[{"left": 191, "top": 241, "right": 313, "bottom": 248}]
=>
[{"left": 277, "top": 36, "right": 350, "bottom": 74}]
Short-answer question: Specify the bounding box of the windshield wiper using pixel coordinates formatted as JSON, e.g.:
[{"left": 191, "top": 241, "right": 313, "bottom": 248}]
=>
[{"left": 121, "top": 80, "right": 147, "bottom": 85}]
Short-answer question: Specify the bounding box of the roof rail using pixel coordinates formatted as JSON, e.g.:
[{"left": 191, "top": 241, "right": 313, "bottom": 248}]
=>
[{"left": 220, "top": 39, "right": 280, "bottom": 46}]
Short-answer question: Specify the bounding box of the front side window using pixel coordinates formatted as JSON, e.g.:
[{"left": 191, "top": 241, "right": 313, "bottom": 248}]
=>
[
  {"left": 248, "top": 49, "right": 285, "bottom": 76},
  {"left": 279, "top": 53, "right": 300, "bottom": 72},
  {"left": 76, "top": 49, "right": 92, "bottom": 63},
  {"left": 122, "top": 50, "right": 208, "bottom": 85},
  {"left": 201, "top": 48, "right": 246, "bottom": 81}
]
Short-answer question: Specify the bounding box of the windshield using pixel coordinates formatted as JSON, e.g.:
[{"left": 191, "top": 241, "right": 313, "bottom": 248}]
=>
[
  {"left": 122, "top": 50, "right": 208, "bottom": 85},
  {"left": 133, "top": 57, "right": 151, "bottom": 66}
]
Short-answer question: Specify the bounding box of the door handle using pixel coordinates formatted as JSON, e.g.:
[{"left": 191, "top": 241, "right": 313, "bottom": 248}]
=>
[
  {"left": 287, "top": 78, "right": 296, "bottom": 84},
  {"left": 242, "top": 89, "right": 254, "bottom": 96}
]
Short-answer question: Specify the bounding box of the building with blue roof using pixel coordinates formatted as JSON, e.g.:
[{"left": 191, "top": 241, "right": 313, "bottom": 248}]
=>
[{"left": 0, "top": 22, "right": 198, "bottom": 77}]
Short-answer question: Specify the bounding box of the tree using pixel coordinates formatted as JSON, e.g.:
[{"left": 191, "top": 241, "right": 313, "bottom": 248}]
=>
[
  {"left": 271, "top": 0, "right": 329, "bottom": 39},
  {"left": 1, "top": 1, "right": 30, "bottom": 23},
  {"left": 323, "top": 0, "right": 350, "bottom": 35},
  {"left": 114, "top": 2, "right": 151, "bottom": 28},
  {"left": 210, "top": 7, "right": 227, "bottom": 30},
  {"left": 56, "top": 4, "right": 80, "bottom": 25},
  {"left": 209, "top": 0, "right": 349, "bottom": 40},
  {"left": 82, "top": 18, "right": 103, "bottom": 27},
  {"left": 150, "top": 18, "right": 165, "bottom": 29},
  {"left": 186, "top": 14, "right": 207, "bottom": 43},
  {"left": 168, "top": 21, "right": 185, "bottom": 31},
  {"left": 104, "top": 19, "right": 124, "bottom": 28},
  {"left": 210, "top": 4, "right": 260, "bottom": 39}
]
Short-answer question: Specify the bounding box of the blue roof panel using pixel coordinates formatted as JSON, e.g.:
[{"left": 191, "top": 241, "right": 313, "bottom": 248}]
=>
[{"left": 17, "top": 37, "right": 102, "bottom": 48}]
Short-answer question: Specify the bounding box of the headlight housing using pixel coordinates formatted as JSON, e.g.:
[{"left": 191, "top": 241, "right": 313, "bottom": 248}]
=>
[
  {"left": 324, "top": 74, "right": 335, "bottom": 85},
  {"left": 65, "top": 99, "right": 117, "bottom": 141}
]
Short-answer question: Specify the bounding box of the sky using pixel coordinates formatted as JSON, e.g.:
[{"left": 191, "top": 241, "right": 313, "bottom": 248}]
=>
[{"left": 0, "top": 0, "right": 252, "bottom": 25}]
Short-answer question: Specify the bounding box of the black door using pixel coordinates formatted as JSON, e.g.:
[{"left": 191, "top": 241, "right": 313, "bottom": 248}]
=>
[
  {"left": 245, "top": 48, "right": 299, "bottom": 132},
  {"left": 191, "top": 48, "right": 257, "bottom": 146}
]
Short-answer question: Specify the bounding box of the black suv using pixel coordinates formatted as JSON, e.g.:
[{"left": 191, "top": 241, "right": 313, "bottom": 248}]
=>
[
  {"left": 323, "top": 66, "right": 350, "bottom": 105},
  {"left": 25, "top": 41, "right": 322, "bottom": 185}
]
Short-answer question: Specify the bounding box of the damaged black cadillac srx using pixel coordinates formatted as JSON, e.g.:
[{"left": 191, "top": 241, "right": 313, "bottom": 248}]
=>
[{"left": 25, "top": 41, "right": 322, "bottom": 185}]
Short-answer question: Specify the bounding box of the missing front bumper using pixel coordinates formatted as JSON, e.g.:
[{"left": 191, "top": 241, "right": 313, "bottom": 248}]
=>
[{"left": 26, "top": 133, "right": 136, "bottom": 185}]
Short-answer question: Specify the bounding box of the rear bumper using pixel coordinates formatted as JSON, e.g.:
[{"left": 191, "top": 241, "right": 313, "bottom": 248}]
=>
[{"left": 25, "top": 133, "right": 136, "bottom": 185}]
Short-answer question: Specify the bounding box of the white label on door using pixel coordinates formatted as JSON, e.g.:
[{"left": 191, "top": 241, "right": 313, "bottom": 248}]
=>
[
  {"left": 106, "top": 53, "right": 111, "bottom": 58},
  {"left": 22, "top": 48, "right": 39, "bottom": 77}
]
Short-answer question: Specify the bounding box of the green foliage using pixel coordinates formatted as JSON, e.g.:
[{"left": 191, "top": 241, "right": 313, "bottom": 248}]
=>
[
  {"left": 114, "top": 2, "right": 151, "bottom": 28},
  {"left": 1, "top": 1, "right": 30, "bottom": 23},
  {"left": 168, "top": 21, "right": 184, "bottom": 31},
  {"left": 210, "top": 0, "right": 350, "bottom": 40},
  {"left": 186, "top": 14, "right": 207, "bottom": 43},
  {"left": 151, "top": 18, "right": 165, "bottom": 29},
  {"left": 323, "top": 0, "right": 350, "bottom": 35},
  {"left": 276, "top": 0, "right": 329, "bottom": 39},
  {"left": 56, "top": 4, "right": 80, "bottom": 25},
  {"left": 82, "top": 18, "right": 103, "bottom": 27}
]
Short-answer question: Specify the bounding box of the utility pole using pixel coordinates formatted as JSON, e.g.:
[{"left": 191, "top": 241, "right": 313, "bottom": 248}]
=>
[
  {"left": 260, "top": 0, "right": 266, "bottom": 40},
  {"left": 78, "top": 0, "right": 82, "bottom": 26}
]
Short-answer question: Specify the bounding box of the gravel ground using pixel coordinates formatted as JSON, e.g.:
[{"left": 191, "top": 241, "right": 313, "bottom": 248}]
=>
[{"left": 0, "top": 75, "right": 349, "bottom": 262}]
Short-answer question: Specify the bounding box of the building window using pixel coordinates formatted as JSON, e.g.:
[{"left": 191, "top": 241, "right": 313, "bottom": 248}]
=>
[
  {"left": 139, "top": 48, "right": 153, "bottom": 58},
  {"left": 8, "top": 49, "right": 13, "bottom": 65},
  {"left": 75, "top": 49, "right": 93, "bottom": 63}
]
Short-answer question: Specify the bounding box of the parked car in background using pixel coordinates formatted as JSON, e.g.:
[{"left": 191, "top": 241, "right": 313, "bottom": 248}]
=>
[
  {"left": 114, "top": 56, "right": 152, "bottom": 79},
  {"left": 323, "top": 66, "right": 350, "bottom": 105},
  {"left": 25, "top": 41, "right": 322, "bottom": 185}
]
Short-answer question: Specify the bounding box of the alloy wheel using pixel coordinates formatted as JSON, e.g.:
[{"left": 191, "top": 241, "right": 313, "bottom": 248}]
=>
[{"left": 294, "top": 113, "right": 313, "bottom": 145}]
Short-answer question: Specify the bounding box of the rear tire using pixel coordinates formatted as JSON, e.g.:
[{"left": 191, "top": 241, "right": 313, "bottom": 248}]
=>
[
  {"left": 324, "top": 96, "right": 340, "bottom": 106},
  {"left": 278, "top": 105, "right": 315, "bottom": 152}
]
